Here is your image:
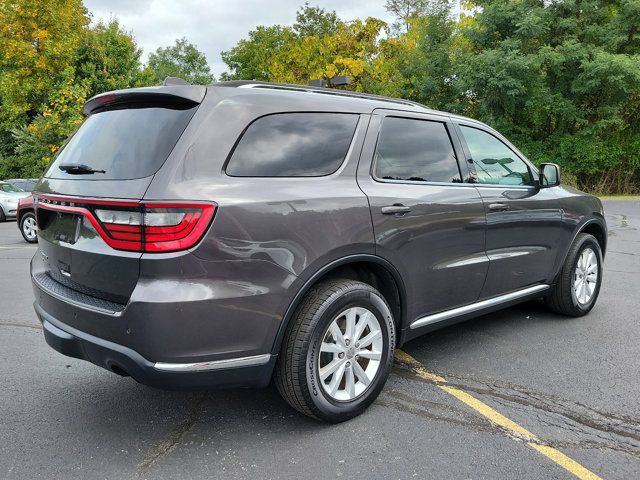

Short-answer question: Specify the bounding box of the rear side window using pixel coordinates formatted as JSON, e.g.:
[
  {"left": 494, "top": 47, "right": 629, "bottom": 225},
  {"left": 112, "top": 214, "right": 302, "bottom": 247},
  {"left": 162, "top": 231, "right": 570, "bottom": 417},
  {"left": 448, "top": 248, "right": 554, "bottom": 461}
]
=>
[
  {"left": 45, "top": 105, "right": 197, "bottom": 180},
  {"left": 226, "top": 113, "right": 359, "bottom": 177},
  {"left": 374, "top": 117, "right": 461, "bottom": 183}
]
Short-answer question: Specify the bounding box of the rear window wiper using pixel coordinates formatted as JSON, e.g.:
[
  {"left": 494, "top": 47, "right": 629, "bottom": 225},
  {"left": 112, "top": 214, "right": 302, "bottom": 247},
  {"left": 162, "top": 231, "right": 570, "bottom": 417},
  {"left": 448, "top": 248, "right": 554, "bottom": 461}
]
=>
[{"left": 58, "top": 164, "right": 106, "bottom": 175}]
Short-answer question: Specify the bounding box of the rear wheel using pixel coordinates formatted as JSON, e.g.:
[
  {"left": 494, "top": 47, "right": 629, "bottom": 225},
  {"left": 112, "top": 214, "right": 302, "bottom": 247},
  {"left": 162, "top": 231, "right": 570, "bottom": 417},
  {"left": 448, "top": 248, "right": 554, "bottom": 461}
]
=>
[
  {"left": 275, "top": 279, "right": 395, "bottom": 423},
  {"left": 0, "top": 207, "right": 5, "bottom": 223},
  {"left": 20, "top": 212, "right": 38, "bottom": 243},
  {"left": 546, "top": 233, "right": 603, "bottom": 316}
]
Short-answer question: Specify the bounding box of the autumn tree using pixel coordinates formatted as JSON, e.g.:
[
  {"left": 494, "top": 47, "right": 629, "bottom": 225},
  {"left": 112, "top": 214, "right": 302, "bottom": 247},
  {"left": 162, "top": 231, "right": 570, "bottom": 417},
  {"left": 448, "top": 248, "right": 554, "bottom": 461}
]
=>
[
  {"left": 221, "top": 4, "right": 394, "bottom": 91},
  {"left": 0, "top": 0, "right": 89, "bottom": 161}
]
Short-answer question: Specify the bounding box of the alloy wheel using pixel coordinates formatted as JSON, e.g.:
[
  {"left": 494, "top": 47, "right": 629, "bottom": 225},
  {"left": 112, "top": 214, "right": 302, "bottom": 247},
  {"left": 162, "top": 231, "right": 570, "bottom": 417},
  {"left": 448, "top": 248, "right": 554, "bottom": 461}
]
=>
[
  {"left": 22, "top": 216, "right": 37, "bottom": 241},
  {"left": 317, "top": 306, "right": 383, "bottom": 401},
  {"left": 573, "top": 247, "right": 598, "bottom": 305}
]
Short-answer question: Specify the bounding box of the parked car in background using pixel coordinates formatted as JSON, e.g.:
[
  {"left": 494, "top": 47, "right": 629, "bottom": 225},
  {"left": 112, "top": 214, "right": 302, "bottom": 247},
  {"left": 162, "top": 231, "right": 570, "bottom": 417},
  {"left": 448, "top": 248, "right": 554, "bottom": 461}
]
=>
[
  {"left": 17, "top": 195, "right": 37, "bottom": 243},
  {"left": 0, "top": 181, "right": 30, "bottom": 222},
  {"left": 5, "top": 178, "right": 38, "bottom": 192},
  {"left": 31, "top": 81, "right": 606, "bottom": 423}
]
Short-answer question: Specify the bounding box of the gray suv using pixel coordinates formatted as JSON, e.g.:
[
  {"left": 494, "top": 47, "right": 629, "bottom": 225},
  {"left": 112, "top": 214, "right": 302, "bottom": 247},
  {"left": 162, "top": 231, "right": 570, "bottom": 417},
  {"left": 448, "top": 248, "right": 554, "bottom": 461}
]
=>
[{"left": 31, "top": 81, "right": 606, "bottom": 422}]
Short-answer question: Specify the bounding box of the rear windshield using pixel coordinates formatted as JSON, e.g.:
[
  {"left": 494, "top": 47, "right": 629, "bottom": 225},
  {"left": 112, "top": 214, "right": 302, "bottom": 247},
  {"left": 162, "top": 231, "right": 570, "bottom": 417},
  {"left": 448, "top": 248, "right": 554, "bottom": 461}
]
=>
[{"left": 45, "top": 105, "right": 197, "bottom": 180}]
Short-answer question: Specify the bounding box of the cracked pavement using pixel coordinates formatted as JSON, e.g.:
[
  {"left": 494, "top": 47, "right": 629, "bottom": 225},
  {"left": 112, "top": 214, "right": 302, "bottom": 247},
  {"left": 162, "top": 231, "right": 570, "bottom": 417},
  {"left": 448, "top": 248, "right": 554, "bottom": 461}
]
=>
[{"left": 1, "top": 200, "right": 639, "bottom": 479}]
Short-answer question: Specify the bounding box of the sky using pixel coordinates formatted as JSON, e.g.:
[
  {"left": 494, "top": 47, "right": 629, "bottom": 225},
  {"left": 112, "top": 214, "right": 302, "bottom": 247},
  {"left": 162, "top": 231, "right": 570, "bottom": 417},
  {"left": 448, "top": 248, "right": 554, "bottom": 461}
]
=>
[{"left": 82, "top": 0, "right": 397, "bottom": 78}]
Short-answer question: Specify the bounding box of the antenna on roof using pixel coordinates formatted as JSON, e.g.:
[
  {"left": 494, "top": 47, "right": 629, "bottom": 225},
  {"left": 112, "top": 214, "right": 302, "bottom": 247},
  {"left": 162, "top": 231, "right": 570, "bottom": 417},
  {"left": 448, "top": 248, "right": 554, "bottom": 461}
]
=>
[{"left": 162, "top": 76, "right": 190, "bottom": 86}]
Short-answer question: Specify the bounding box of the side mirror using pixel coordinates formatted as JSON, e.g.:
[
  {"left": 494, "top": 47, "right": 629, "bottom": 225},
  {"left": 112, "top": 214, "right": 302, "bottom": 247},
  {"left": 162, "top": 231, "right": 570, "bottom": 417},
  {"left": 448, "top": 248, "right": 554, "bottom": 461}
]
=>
[{"left": 539, "top": 163, "right": 560, "bottom": 187}]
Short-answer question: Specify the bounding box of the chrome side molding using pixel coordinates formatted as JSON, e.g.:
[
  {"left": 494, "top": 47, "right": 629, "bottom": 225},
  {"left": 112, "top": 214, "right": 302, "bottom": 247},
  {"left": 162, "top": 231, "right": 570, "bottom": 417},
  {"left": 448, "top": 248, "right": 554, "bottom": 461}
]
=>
[
  {"left": 410, "top": 284, "right": 550, "bottom": 330},
  {"left": 154, "top": 353, "right": 272, "bottom": 372}
]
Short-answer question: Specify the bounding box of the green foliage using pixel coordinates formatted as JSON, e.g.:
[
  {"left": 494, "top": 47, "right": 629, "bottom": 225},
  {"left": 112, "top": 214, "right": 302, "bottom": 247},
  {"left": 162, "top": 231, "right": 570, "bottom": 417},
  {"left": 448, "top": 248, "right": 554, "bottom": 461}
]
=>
[
  {"left": 147, "top": 38, "right": 214, "bottom": 85},
  {"left": 221, "top": 4, "right": 394, "bottom": 91},
  {"left": 220, "top": 25, "right": 295, "bottom": 81},
  {"left": 447, "top": 0, "right": 640, "bottom": 193},
  {"left": 76, "top": 19, "right": 149, "bottom": 98},
  {"left": 293, "top": 3, "right": 339, "bottom": 37}
]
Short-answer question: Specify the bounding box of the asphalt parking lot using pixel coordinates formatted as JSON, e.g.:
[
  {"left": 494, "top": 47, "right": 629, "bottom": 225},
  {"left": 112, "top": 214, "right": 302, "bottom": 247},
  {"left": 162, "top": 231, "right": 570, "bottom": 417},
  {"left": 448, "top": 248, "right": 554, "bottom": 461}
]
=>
[{"left": 1, "top": 199, "right": 639, "bottom": 480}]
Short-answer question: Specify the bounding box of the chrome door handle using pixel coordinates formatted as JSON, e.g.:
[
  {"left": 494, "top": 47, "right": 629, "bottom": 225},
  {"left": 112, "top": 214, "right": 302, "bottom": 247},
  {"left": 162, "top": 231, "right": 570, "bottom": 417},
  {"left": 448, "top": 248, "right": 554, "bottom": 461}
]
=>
[
  {"left": 489, "top": 203, "right": 510, "bottom": 212},
  {"left": 381, "top": 204, "right": 411, "bottom": 215}
]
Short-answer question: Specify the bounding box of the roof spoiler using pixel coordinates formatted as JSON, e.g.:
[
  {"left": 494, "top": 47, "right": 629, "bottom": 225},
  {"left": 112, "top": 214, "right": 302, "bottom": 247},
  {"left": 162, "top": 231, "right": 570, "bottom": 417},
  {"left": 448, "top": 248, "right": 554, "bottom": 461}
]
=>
[
  {"left": 162, "top": 76, "right": 190, "bottom": 86},
  {"left": 83, "top": 85, "right": 206, "bottom": 115}
]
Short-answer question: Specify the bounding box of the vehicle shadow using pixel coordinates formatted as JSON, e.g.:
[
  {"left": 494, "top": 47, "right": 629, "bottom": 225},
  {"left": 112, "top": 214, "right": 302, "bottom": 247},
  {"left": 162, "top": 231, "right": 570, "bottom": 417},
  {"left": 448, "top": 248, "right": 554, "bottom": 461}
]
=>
[
  {"left": 399, "top": 298, "right": 581, "bottom": 363},
  {"left": 50, "top": 300, "right": 560, "bottom": 438}
]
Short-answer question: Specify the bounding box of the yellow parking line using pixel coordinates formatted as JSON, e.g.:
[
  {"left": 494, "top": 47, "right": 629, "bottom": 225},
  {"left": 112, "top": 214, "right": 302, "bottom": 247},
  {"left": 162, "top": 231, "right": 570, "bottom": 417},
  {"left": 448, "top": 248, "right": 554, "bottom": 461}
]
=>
[
  {"left": 529, "top": 444, "right": 603, "bottom": 480},
  {"left": 395, "top": 350, "right": 603, "bottom": 480}
]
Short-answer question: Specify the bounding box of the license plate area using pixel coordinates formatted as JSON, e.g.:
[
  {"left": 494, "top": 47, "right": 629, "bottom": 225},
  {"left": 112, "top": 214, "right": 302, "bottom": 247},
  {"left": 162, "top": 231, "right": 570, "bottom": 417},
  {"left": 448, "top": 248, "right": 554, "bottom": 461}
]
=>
[{"left": 37, "top": 209, "right": 81, "bottom": 245}]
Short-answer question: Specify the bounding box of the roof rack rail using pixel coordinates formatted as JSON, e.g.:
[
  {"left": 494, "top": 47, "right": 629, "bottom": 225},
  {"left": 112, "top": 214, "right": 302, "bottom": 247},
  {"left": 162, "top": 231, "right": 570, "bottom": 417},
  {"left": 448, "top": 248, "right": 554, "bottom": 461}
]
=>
[{"left": 212, "top": 80, "right": 427, "bottom": 109}]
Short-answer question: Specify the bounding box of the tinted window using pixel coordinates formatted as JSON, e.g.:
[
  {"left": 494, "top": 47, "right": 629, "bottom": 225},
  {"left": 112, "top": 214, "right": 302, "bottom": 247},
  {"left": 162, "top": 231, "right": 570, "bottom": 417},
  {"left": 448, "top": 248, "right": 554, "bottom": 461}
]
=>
[
  {"left": 45, "top": 105, "right": 197, "bottom": 180},
  {"left": 374, "top": 117, "right": 461, "bottom": 183},
  {"left": 226, "top": 113, "right": 358, "bottom": 177},
  {"left": 0, "top": 183, "right": 23, "bottom": 192},
  {"left": 459, "top": 126, "right": 533, "bottom": 186}
]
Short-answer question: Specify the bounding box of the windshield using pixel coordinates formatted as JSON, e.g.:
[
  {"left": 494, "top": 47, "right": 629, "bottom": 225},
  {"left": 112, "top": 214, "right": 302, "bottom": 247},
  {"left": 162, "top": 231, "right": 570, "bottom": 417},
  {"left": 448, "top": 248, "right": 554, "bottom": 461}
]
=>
[
  {"left": 0, "top": 183, "right": 24, "bottom": 192},
  {"left": 45, "top": 105, "right": 198, "bottom": 180}
]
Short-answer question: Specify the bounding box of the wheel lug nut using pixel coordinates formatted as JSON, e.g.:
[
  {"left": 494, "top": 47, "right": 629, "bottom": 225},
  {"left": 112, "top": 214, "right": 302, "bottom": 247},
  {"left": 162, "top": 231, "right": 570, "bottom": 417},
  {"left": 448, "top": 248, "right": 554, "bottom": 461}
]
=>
[
  {"left": 338, "top": 352, "right": 345, "bottom": 359},
  {"left": 355, "top": 342, "right": 360, "bottom": 348},
  {"left": 345, "top": 339, "right": 350, "bottom": 346},
  {"left": 346, "top": 361, "right": 351, "bottom": 367}
]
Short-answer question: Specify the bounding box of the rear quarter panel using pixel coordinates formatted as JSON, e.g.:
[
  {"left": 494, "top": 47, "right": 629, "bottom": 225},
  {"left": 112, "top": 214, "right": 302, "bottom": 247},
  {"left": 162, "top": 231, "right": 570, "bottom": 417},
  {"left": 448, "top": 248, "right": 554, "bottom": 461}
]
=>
[{"left": 140, "top": 93, "right": 375, "bottom": 358}]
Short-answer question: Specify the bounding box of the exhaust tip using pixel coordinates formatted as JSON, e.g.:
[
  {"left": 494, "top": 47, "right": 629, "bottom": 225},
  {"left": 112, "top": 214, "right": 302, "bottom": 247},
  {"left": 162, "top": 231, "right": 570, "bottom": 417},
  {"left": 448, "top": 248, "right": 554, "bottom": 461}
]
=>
[{"left": 109, "top": 364, "right": 130, "bottom": 377}]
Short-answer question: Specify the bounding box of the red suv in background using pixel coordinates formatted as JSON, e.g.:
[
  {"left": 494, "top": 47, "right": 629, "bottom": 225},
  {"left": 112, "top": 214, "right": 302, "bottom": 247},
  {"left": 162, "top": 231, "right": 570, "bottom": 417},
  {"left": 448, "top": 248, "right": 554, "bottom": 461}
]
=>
[{"left": 17, "top": 195, "right": 37, "bottom": 243}]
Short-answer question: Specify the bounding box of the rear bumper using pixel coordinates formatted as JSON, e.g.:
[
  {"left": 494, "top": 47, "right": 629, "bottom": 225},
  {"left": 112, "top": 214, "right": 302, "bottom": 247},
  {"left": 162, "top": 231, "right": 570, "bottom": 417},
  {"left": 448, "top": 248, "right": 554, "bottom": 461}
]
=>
[{"left": 35, "top": 302, "right": 276, "bottom": 390}]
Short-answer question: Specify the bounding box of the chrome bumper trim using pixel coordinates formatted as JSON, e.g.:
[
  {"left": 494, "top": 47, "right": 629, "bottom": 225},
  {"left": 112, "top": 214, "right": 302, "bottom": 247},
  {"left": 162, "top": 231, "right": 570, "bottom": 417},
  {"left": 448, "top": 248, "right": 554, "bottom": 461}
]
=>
[
  {"left": 154, "top": 353, "right": 272, "bottom": 372},
  {"left": 410, "top": 284, "right": 550, "bottom": 330}
]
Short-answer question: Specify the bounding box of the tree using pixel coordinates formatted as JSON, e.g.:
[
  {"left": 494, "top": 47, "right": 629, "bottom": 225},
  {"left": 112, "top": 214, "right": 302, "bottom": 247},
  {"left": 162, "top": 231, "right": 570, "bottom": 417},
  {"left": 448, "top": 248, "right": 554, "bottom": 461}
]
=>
[
  {"left": 451, "top": 0, "right": 640, "bottom": 193},
  {"left": 75, "top": 19, "right": 150, "bottom": 98},
  {"left": 221, "top": 6, "right": 391, "bottom": 92},
  {"left": 9, "top": 67, "right": 88, "bottom": 177},
  {"left": 0, "top": 0, "right": 89, "bottom": 158},
  {"left": 393, "top": 5, "right": 468, "bottom": 111},
  {"left": 385, "top": 0, "right": 449, "bottom": 31},
  {"left": 220, "top": 26, "right": 295, "bottom": 81},
  {"left": 267, "top": 17, "right": 389, "bottom": 89},
  {"left": 221, "top": 4, "right": 341, "bottom": 82},
  {"left": 293, "top": 3, "right": 339, "bottom": 37},
  {"left": 147, "top": 38, "right": 214, "bottom": 85}
]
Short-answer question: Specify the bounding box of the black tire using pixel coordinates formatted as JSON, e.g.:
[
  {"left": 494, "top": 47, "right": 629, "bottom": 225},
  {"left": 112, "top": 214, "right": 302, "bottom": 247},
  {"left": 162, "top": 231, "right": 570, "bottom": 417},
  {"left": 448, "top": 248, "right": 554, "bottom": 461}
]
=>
[
  {"left": 274, "top": 279, "right": 396, "bottom": 423},
  {"left": 19, "top": 212, "right": 38, "bottom": 243},
  {"left": 545, "top": 233, "right": 603, "bottom": 316},
  {"left": 0, "top": 207, "right": 5, "bottom": 223}
]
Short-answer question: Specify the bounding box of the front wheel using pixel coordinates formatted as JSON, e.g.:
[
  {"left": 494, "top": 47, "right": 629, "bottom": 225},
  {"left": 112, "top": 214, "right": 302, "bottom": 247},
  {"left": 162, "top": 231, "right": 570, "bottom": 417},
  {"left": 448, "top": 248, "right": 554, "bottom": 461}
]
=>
[
  {"left": 275, "top": 279, "right": 396, "bottom": 423},
  {"left": 546, "top": 233, "right": 603, "bottom": 316},
  {"left": 20, "top": 212, "right": 38, "bottom": 243}
]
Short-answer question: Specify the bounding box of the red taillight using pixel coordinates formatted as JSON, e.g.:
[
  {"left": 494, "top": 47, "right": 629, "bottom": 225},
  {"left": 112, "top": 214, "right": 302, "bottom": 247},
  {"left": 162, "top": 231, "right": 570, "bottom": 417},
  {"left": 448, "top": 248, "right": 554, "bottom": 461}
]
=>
[{"left": 35, "top": 196, "right": 216, "bottom": 253}]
